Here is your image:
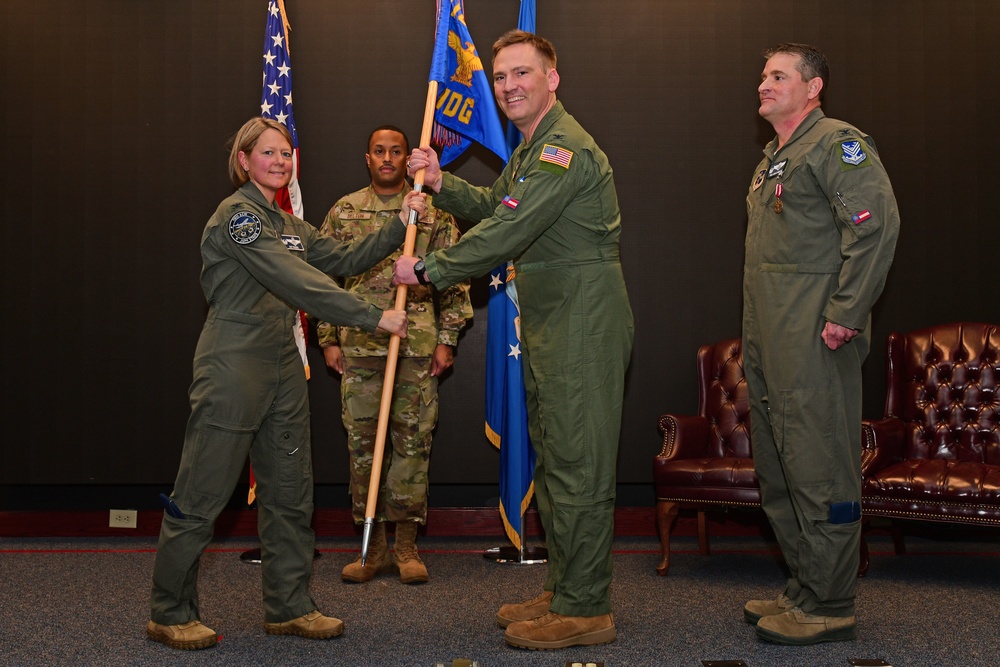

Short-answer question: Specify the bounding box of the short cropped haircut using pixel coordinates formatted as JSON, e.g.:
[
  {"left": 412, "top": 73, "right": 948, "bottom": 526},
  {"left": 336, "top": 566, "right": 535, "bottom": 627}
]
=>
[
  {"left": 763, "top": 42, "right": 829, "bottom": 102},
  {"left": 367, "top": 125, "right": 410, "bottom": 154},
  {"left": 227, "top": 117, "right": 293, "bottom": 188},
  {"left": 493, "top": 29, "right": 557, "bottom": 70}
]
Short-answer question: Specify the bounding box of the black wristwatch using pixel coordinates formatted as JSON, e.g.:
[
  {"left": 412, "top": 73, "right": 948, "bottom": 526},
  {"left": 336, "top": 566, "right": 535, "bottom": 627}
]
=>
[{"left": 413, "top": 259, "right": 431, "bottom": 286}]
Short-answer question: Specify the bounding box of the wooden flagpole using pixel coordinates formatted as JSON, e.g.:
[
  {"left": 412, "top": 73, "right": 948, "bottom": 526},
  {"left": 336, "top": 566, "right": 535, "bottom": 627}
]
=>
[{"left": 361, "top": 80, "right": 439, "bottom": 564}]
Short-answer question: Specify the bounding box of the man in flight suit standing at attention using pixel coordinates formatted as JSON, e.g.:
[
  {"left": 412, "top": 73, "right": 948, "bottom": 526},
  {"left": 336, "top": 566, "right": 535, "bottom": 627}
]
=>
[{"left": 742, "top": 43, "right": 899, "bottom": 645}]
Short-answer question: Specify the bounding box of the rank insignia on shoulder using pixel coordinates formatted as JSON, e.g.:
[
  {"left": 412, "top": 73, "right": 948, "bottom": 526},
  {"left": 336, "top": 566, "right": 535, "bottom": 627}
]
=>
[
  {"left": 502, "top": 195, "right": 520, "bottom": 209},
  {"left": 840, "top": 140, "right": 871, "bottom": 170},
  {"left": 852, "top": 209, "right": 872, "bottom": 224},
  {"left": 229, "top": 210, "right": 262, "bottom": 245},
  {"left": 281, "top": 234, "right": 304, "bottom": 251},
  {"left": 538, "top": 144, "right": 573, "bottom": 173}
]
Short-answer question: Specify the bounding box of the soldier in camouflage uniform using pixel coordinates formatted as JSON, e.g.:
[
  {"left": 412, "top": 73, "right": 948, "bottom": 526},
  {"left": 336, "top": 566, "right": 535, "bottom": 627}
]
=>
[{"left": 317, "top": 126, "right": 472, "bottom": 584}]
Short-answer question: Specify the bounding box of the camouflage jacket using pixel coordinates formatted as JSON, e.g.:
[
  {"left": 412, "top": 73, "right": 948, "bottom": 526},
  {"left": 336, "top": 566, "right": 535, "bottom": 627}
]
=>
[{"left": 316, "top": 183, "right": 472, "bottom": 357}]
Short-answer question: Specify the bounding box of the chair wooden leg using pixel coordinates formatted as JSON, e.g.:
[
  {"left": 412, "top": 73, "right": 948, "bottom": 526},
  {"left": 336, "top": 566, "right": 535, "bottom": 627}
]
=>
[
  {"left": 889, "top": 521, "right": 906, "bottom": 554},
  {"left": 697, "top": 510, "right": 710, "bottom": 555},
  {"left": 655, "top": 500, "right": 679, "bottom": 576}
]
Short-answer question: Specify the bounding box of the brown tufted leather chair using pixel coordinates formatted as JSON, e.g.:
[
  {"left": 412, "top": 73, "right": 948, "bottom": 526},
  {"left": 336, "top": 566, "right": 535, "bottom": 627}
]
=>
[
  {"left": 653, "top": 338, "right": 760, "bottom": 575},
  {"left": 862, "top": 322, "right": 1000, "bottom": 555}
]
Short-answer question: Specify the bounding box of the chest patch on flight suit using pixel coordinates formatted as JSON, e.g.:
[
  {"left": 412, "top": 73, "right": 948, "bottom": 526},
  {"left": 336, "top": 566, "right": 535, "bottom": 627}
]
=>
[
  {"left": 767, "top": 159, "right": 787, "bottom": 179},
  {"left": 228, "top": 211, "right": 262, "bottom": 245},
  {"left": 840, "top": 140, "right": 872, "bottom": 170},
  {"left": 538, "top": 144, "right": 573, "bottom": 174},
  {"left": 281, "top": 234, "right": 305, "bottom": 251},
  {"left": 752, "top": 169, "right": 766, "bottom": 191}
]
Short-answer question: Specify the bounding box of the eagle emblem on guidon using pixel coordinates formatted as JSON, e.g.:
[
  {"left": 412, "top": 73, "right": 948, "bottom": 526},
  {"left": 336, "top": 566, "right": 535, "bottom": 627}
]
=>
[
  {"left": 841, "top": 140, "right": 868, "bottom": 166},
  {"left": 448, "top": 30, "right": 483, "bottom": 87}
]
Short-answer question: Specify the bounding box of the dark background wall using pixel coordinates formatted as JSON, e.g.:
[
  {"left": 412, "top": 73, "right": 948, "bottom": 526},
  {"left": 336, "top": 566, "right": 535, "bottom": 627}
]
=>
[{"left": 2, "top": 1, "right": 997, "bottom": 507}]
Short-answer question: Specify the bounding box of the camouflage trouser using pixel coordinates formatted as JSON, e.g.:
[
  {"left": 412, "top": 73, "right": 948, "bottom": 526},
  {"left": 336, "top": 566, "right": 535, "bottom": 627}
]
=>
[{"left": 341, "top": 356, "right": 438, "bottom": 524}]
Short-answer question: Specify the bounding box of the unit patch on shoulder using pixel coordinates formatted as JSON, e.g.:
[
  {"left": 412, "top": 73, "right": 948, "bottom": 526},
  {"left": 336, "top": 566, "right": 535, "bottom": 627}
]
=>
[
  {"left": 538, "top": 144, "right": 573, "bottom": 174},
  {"left": 281, "top": 234, "right": 304, "bottom": 251},
  {"left": 840, "top": 140, "right": 872, "bottom": 170},
  {"left": 229, "top": 211, "right": 262, "bottom": 245}
]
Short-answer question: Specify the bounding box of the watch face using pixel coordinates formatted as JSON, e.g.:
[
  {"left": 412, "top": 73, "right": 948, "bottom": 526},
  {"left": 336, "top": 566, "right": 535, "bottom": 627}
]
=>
[{"left": 414, "top": 260, "right": 425, "bottom": 272}]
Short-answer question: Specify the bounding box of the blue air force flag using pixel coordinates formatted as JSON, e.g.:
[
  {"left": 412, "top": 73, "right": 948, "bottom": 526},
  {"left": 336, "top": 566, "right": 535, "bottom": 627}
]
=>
[{"left": 485, "top": 263, "right": 535, "bottom": 549}]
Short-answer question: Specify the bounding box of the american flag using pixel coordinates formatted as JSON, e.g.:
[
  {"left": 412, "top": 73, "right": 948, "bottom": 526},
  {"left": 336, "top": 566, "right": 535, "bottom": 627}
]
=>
[
  {"left": 249, "top": 1, "right": 309, "bottom": 507},
  {"left": 261, "top": 0, "right": 303, "bottom": 219},
  {"left": 540, "top": 144, "right": 573, "bottom": 169}
]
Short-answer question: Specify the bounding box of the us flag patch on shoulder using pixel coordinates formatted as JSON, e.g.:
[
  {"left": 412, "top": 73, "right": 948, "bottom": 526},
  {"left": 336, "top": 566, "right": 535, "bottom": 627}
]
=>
[{"left": 538, "top": 144, "right": 573, "bottom": 173}]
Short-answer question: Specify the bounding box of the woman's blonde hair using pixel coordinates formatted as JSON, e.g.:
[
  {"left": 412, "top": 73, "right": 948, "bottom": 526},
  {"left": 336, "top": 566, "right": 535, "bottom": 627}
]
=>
[{"left": 227, "top": 117, "right": 293, "bottom": 188}]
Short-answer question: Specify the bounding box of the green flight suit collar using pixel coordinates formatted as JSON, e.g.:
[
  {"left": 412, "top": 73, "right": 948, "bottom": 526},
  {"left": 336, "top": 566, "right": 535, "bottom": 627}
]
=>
[
  {"left": 521, "top": 100, "right": 567, "bottom": 151},
  {"left": 764, "top": 107, "right": 827, "bottom": 159},
  {"left": 238, "top": 180, "right": 284, "bottom": 211}
]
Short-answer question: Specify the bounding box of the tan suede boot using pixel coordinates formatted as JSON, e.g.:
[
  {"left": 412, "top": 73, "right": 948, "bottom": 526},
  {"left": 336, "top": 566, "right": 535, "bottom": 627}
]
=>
[
  {"left": 341, "top": 521, "right": 391, "bottom": 583},
  {"left": 393, "top": 520, "right": 429, "bottom": 584},
  {"left": 756, "top": 608, "right": 857, "bottom": 645},
  {"left": 504, "top": 612, "right": 617, "bottom": 650},
  {"left": 497, "top": 591, "right": 553, "bottom": 628},
  {"left": 264, "top": 610, "right": 344, "bottom": 639},
  {"left": 146, "top": 620, "right": 218, "bottom": 650},
  {"left": 744, "top": 592, "right": 795, "bottom": 624}
]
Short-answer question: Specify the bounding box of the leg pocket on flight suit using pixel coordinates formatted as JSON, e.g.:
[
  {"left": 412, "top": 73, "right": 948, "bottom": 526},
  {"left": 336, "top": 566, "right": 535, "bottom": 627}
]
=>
[
  {"left": 183, "top": 419, "right": 257, "bottom": 518},
  {"left": 798, "top": 518, "right": 859, "bottom": 601},
  {"left": 264, "top": 428, "right": 312, "bottom": 506}
]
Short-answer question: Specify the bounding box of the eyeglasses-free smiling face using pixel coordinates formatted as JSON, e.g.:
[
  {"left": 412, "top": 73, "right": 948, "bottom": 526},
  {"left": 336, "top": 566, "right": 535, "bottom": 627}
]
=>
[
  {"left": 492, "top": 42, "right": 559, "bottom": 140},
  {"left": 757, "top": 52, "right": 821, "bottom": 125},
  {"left": 239, "top": 128, "right": 293, "bottom": 202}
]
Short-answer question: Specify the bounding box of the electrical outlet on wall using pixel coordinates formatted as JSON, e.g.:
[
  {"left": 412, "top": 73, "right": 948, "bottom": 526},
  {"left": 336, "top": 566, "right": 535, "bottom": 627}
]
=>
[{"left": 109, "top": 509, "right": 137, "bottom": 529}]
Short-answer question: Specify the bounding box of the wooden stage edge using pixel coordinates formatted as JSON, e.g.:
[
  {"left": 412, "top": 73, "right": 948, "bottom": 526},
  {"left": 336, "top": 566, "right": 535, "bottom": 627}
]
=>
[{"left": 0, "top": 507, "right": 770, "bottom": 540}]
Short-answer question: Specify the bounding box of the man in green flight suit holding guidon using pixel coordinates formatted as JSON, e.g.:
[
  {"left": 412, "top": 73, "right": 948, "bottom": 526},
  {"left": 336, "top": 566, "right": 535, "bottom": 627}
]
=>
[{"left": 397, "top": 30, "right": 633, "bottom": 651}]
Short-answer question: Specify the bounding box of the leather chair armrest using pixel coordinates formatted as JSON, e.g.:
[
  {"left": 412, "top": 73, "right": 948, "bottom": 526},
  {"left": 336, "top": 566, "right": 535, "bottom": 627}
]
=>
[
  {"left": 861, "top": 417, "right": 906, "bottom": 476},
  {"left": 656, "top": 414, "right": 711, "bottom": 460}
]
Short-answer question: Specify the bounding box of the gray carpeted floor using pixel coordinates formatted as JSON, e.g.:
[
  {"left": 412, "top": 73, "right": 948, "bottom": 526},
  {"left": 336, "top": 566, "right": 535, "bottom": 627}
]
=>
[{"left": 2, "top": 532, "right": 999, "bottom": 666}]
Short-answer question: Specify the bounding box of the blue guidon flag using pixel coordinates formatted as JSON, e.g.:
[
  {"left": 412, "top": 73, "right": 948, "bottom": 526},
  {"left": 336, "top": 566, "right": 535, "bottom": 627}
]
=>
[{"left": 429, "top": 0, "right": 509, "bottom": 166}]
